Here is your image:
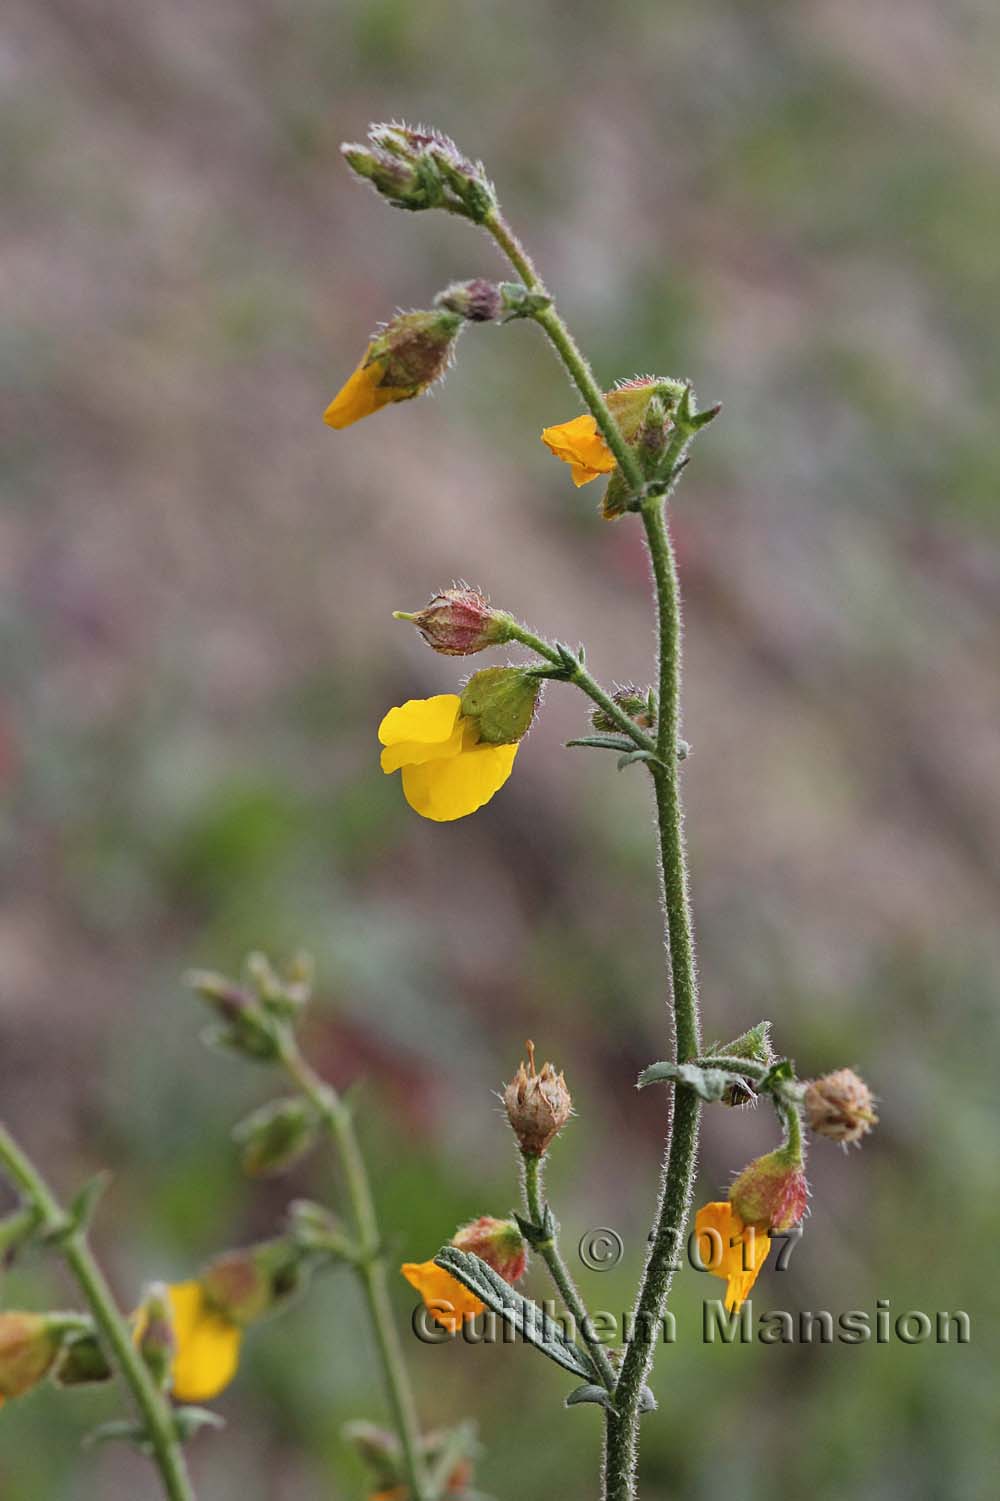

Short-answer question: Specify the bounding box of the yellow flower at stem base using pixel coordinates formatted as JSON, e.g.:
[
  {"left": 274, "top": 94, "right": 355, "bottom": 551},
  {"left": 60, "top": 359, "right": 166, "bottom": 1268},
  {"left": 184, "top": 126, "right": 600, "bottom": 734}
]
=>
[
  {"left": 379, "top": 694, "right": 518, "bottom": 822},
  {"left": 694, "top": 1202, "right": 771, "bottom": 1312},
  {"left": 540, "top": 414, "right": 617, "bottom": 486},
  {"left": 400, "top": 1261, "right": 485, "bottom": 1336}
]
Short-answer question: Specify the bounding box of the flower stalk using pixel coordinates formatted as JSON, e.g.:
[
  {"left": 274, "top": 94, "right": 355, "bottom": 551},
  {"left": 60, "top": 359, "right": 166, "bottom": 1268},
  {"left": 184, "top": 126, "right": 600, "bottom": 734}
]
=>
[{"left": 0, "top": 1124, "right": 196, "bottom": 1501}]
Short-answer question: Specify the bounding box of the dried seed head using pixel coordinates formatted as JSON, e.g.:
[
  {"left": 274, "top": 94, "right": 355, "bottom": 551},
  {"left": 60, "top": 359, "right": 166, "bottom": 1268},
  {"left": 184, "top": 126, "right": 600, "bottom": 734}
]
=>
[
  {"left": 504, "top": 1040, "right": 573, "bottom": 1158},
  {"left": 804, "top": 1069, "right": 878, "bottom": 1145}
]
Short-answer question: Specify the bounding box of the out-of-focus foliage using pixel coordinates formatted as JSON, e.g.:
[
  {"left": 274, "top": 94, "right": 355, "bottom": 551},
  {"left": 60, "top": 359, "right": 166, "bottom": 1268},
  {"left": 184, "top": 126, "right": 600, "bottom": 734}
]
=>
[{"left": 1, "top": 1, "right": 997, "bottom": 1497}]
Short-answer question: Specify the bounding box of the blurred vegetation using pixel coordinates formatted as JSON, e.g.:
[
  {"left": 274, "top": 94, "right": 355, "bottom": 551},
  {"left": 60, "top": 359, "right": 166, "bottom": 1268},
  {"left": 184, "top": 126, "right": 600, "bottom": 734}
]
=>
[{"left": 1, "top": 0, "right": 997, "bottom": 1497}]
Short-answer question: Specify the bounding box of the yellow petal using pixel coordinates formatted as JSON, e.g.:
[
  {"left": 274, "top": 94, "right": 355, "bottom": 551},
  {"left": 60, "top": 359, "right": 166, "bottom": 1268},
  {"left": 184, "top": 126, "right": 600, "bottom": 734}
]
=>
[
  {"left": 378, "top": 694, "right": 462, "bottom": 750},
  {"left": 541, "top": 414, "right": 616, "bottom": 486},
  {"left": 167, "top": 1282, "right": 242, "bottom": 1402},
  {"left": 400, "top": 741, "right": 518, "bottom": 821},
  {"left": 694, "top": 1202, "right": 770, "bottom": 1313},
  {"left": 380, "top": 720, "right": 467, "bottom": 775},
  {"left": 324, "top": 358, "right": 393, "bottom": 429},
  {"left": 400, "top": 1260, "right": 485, "bottom": 1335}
]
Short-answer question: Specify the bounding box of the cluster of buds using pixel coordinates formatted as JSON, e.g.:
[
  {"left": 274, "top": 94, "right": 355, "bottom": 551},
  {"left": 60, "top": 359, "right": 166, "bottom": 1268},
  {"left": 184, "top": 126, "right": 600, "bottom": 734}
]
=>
[
  {"left": 394, "top": 586, "right": 514, "bottom": 657},
  {"left": 342, "top": 122, "right": 496, "bottom": 223},
  {"left": 186, "top": 950, "right": 313, "bottom": 1063},
  {"left": 504, "top": 1040, "right": 573, "bottom": 1158},
  {"left": 804, "top": 1068, "right": 878, "bottom": 1145}
]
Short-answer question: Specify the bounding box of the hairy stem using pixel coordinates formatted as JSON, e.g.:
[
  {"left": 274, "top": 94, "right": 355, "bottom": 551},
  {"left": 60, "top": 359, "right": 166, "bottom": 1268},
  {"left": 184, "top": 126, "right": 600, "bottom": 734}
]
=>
[
  {"left": 277, "top": 1040, "right": 431, "bottom": 1501},
  {"left": 522, "top": 1155, "right": 618, "bottom": 1391},
  {"left": 603, "top": 503, "right": 702, "bottom": 1499},
  {"left": 0, "top": 1124, "right": 196, "bottom": 1501}
]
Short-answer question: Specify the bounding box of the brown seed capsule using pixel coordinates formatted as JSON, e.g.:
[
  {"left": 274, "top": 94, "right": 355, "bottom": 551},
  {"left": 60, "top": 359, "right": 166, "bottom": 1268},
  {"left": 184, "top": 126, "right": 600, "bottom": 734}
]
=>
[
  {"left": 504, "top": 1040, "right": 572, "bottom": 1158},
  {"left": 804, "top": 1069, "right": 878, "bottom": 1145}
]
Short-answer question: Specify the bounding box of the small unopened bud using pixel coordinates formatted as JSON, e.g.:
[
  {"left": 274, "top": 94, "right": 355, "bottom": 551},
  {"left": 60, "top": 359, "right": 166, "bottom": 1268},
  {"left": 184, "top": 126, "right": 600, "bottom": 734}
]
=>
[
  {"left": 395, "top": 587, "right": 513, "bottom": 657},
  {"left": 804, "top": 1069, "right": 878, "bottom": 1145},
  {"left": 185, "top": 969, "right": 253, "bottom": 1023},
  {"left": 460, "top": 667, "right": 540, "bottom": 745},
  {"left": 436, "top": 278, "right": 503, "bottom": 323},
  {"left": 0, "top": 1312, "right": 77, "bottom": 1400},
  {"left": 341, "top": 143, "right": 440, "bottom": 211},
  {"left": 287, "top": 1200, "right": 352, "bottom": 1257},
  {"left": 343, "top": 1420, "right": 403, "bottom": 1488},
  {"left": 729, "top": 1148, "right": 809, "bottom": 1232},
  {"left": 451, "top": 1217, "right": 526, "bottom": 1285},
  {"left": 52, "top": 1331, "right": 113, "bottom": 1387},
  {"left": 135, "top": 1283, "right": 175, "bottom": 1391},
  {"left": 590, "top": 686, "right": 656, "bottom": 734},
  {"left": 201, "top": 1239, "right": 305, "bottom": 1326},
  {"left": 186, "top": 966, "right": 280, "bottom": 1062},
  {"left": 717, "top": 1020, "right": 775, "bottom": 1107},
  {"left": 504, "top": 1040, "right": 573, "bottom": 1158},
  {"left": 233, "top": 1096, "right": 318, "bottom": 1177}
]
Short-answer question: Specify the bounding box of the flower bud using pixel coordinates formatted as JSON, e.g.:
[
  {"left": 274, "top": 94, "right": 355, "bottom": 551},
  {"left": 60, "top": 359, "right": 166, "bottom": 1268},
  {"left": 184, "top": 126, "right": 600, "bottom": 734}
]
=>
[
  {"left": 395, "top": 587, "right": 513, "bottom": 657},
  {"left": 200, "top": 1238, "right": 304, "bottom": 1327},
  {"left": 343, "top": 1420, "right": 403, "bottom": 1489},
  {"left": 344, "top": 123, "right": 496, "bottom": 222},
  {"left": 504, "top": 1040, "right": 573, "bottom": 1158},
  {"left": 435, "top": 278, "right": 503, "bottom": 323},
  {"left": 451, "top": 1217, "right": 527, "bottom": 1285},
  {"left": 590, "top": 686, "right": 655, "bottom": 734},
  {"left": 729, "top": 1148, "right": 809, "bottom": 1232},
  {"left": 459, "top": 667, "right": 540, "bottom": 745},
  {"left": 135, "top": 1282, "right": 175, "bottom": 1391},
  {"left": 0, "top": 1312, "right": 74, "bottom": 1401},
  {"left": 233, "top": 1096, "right": 318, "bottom": 1177},
  {"left": 340, "top": 143, "right": 441, "bottom": 211},
  {"left": 325, "top": 309, "right": 462, "bottom": 430},
  {"left": 804, "top": 1069, "right": 877, "bottom": 1145},
  {"left": 52, "top": 1330, "right": 113, "bottom": 1387},
  {"left": 717, "top": 1020, "right": 775, "bottom": 1107}
]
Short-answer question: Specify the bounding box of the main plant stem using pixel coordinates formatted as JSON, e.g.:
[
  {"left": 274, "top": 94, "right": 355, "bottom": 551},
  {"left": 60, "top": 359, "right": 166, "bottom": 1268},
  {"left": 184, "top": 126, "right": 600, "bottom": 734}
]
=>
[
  {"left": 0, "top": 1124, "right": 196, "bottom": 1501},
  {"left": 486, "top": 211, "right": 704, "bottom": 1499},
  {"left": 277, "top": 1040, "right": 431, "bottom": 1501},
  {"left": 522, "top": 1154, "right": 618, "bottom": 1391}
]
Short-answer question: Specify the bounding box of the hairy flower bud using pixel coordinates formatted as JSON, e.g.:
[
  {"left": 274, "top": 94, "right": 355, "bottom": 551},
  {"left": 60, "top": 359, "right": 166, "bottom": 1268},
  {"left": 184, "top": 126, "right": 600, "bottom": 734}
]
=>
[
  {"left": 460, "top": 667, "right": 540, "bottom": 745},
  {"left": 590, "top": 686, "right": 656, "bottom": 734},
  {"left": 504, "top": 1040, "right": 573, "bottom": 1158},
  {"left": 185, "top": 967, "right": 280, "bottom": 1063},
  {"left": 729, "top": 1148, "right": 809, "bottom": 1232},
  {"left": 325, "top": 309, "right": 462, "bottom": 430},
  {"left": 436, "top": 278, "right": 503, "bottom": 323},
  {"left": 233, "top": 1096, "right": 318, "bottom": 1177},
  {"left": 52, "top": 1330, "right": 113, "bottom": 1387},
  {"left": 395, "top": 588, "right": 513, "bottom": 656},
  {"left": 451, "top": 1217, "right": 527, "bottom": 1285},
  {"left": 201, "top": 1238, "right": 304, "bottom": 1326},
  {"left": 804, "top": 1069, "right": 878, "bottom": 1145},
  {"left": 344, "top": 123, "right": 496, "bottom": 222}
]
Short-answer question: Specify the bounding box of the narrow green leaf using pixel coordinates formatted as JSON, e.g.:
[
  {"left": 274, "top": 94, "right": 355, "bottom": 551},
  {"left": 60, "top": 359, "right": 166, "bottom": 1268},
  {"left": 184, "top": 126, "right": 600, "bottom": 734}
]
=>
[
  {"left": 566, "top": 1382, "right": 614, "bottom": 1411},
  {"left": 434, "top": 1248, "right": 598, "bottom": 1382}
]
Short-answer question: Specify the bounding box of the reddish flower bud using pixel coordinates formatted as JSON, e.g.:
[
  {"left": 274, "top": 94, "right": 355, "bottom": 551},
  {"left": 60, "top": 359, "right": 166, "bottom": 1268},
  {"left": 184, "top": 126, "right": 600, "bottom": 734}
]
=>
[
  {"left": 436, "top": 279, "right": 503, "bottom": 323},
  {"left": 504, "top": 1040, "right": 573, "bottom": 1158},
  {"left": 590, "top": 685, "right": 656, "bottom": 734},
  {"left": 395, "top": 588, "right": 512, "bottom": 657},
  {"left": 451, "top": 1217, "right": 526, "bottom": 1285},
  {"left": 729, "top": 1148, "right": 808, "bottom": 1232},
  {"left": 804, "top": 1069, "right": 878, "bottom": 1145}
]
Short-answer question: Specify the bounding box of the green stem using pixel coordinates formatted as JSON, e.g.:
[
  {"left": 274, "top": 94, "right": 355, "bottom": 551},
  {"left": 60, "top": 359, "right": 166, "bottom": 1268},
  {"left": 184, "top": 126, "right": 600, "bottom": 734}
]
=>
[
  {"left": 522, "top": 1155, "right": 618, "bottom": 1391},
  {"left": 504, "top": 621, "right": 656, "bottom": 754},
  {"left": 603, "top": 502, "right": 702, "bottom": 1499},
  {"left": 0, "top": 1124, "right": 196, "bottom": 1501},
  {"left": 278, "top": 1040, "right": 431, "bottom": 1501},
  {"left": 484, "top": 213, "right": 646, "bottom": 494}
]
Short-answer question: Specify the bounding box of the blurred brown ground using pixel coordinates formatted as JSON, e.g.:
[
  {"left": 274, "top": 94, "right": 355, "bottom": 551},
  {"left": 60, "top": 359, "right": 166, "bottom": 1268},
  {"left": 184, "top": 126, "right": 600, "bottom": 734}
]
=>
[{"left": 1, "top": 2, "right": 998, "bottom": 1497}]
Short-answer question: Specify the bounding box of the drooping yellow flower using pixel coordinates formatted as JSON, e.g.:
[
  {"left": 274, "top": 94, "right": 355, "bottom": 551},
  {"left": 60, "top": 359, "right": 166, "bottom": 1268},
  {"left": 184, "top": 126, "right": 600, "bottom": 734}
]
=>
[
  {"left": 401, "top": 1260, "right": 485, "bottom": 1335},
  {"left": 325, "top": 358, "right": 396, "bottom": 428},
  {"left": 137, "top": 1282, "right": 242, "bottom": 1402},
  {"left": 540, "top": 414, "right": 616, "bottom": 486},
  {"left": 694, "top": 1202, "right": 771, "bottom": 1312},
  {"left": 379, "top": 694, "right": 518, "bottom": 822}
]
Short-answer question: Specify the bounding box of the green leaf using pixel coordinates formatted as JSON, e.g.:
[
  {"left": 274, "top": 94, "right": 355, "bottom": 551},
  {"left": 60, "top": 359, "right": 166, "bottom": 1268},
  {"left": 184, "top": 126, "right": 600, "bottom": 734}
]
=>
[
  {"left": 513, "top": 1205, "right": 556, "bottom": 1249},
  {"left": 566, "top": 1382, "right": 613, "bottom": 1411},
  {"left": 83, "top": 1420, "right": 152, "bottom": 1453},
  {"left": 565, "top": 734, "right": 638, "bottom": 754},
  {"left": 174, "top": 1406, "right": 226, "bottom": 1442},
  {"left": 433, "top": 1248, "right": 598, "bottom": 1382},
  {"left": 637, "top": 1060, "right": 748, "bottom": 1102},
  {"left": 67, "top": 1172, "right": 112, "bottom": 1234}
]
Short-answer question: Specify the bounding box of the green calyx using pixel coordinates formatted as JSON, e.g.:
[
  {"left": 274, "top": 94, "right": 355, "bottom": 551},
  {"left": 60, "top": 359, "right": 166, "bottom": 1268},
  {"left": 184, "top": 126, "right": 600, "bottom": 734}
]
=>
[{"left": 460, "top": 667, "right": 541, "bottom": 745}]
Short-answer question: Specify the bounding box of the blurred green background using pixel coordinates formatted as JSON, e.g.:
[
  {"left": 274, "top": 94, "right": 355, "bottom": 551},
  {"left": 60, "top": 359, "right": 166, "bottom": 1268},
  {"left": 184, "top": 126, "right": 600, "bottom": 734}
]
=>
[{"left": 2, "top": 1, "right": 998, "bottom": 1497}]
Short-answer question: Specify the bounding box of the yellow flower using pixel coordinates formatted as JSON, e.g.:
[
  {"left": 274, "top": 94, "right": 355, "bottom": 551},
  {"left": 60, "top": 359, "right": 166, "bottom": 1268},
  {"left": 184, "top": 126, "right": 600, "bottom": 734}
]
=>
[
  {"left": 540, "top": 414, "right": 616, "bottom": 486},
  {"left": 134, "top": 1282, "right": 242, "bottom": 1402},
  {"left": 694, "top": 1202, "right": 771, "bottom": 1312},
  {"left": 379, "top": 694, "right": 518, "bottom": 822},
  {"left": 400, "top": 1260, "right": 485, "bottom": 1335},
  {"left": 324, "top": 357, "right": 397, "bottom": 429}
]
